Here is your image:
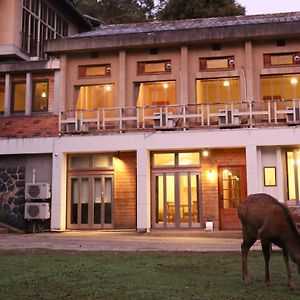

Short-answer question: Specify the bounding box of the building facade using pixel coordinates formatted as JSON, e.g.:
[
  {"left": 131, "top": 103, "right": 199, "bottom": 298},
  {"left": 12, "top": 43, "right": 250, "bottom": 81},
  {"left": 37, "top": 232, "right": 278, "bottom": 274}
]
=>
[{"left": 1, "top": 7, "right": 300, "bottom": 232}]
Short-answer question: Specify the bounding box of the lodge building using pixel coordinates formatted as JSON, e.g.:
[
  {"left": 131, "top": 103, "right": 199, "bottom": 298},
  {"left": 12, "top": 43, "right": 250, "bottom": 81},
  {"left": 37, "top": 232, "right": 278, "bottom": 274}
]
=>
[{"left": 1, "top": 0, "right": 300, "bottom": 232}]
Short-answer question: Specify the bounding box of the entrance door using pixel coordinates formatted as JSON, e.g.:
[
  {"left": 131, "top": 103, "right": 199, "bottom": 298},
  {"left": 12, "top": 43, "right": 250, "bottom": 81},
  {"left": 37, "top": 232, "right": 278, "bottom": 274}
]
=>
[
  {"left": 68, "top": 175, "right": 113, "bottom": 229},
  {"left": 153, "top": 172, "right": 201, "bottom": 228},
  {"left": 219, "top": 166, "right": 247, "bottom": 230}
]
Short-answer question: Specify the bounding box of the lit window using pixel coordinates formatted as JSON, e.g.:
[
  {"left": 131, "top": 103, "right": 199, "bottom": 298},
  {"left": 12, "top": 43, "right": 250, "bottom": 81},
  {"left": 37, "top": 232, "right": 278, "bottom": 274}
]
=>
[
  {"left": 136, "top": 81, "right": 176, "bottom": 106},
  {"left": 199, "top": 56, "right": 235, "bottom": 71},
  {"left": 196, "top": 78, "right": 240, "bottom": 104},
  {"left": 178, "top": 153, "right": 200, "bottom": 165},
  {"left": 263, "top": 167, "right": 276, "bottom": 186},
  {"left": 93, "top": 154, "right": 113, "bottom": 168},
  {"left": 78, "top": 64, "right": 111, "bottom": 78},
  {"left": 137, "top": 60, "right": 172, "bottom": 75},
  {"left": 12, "top": 82, "right": 26, "bottom": 113},
  {"left": 32, "top": 81, "right": 48, "bottom": 112},
  {"left": 153, "top": 153, "right": 175, "bottom": 166},
  {"left": 264, "top": 53, "right": 300, "bottom": 67},
  {"left": 286, "top": 151, "right": 300, "bottom": 203}
]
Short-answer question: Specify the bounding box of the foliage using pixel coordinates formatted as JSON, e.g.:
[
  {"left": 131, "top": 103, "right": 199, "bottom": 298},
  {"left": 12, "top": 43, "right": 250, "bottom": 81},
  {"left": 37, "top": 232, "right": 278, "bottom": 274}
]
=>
[
  {"left": 0, "top": 250, "right": 300, "bottom": 299},
  {"left": 158, "top": 0, "right": 246, "bottom": 20},
  {"left": 74, "top": 0, "right": 245, "bottom": 24}
]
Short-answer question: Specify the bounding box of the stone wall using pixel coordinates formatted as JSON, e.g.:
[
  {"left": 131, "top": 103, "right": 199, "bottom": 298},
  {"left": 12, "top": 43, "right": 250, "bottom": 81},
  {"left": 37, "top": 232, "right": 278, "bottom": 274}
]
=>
[{"left": 0, "top": 166, "right": 26, "bottom": 230}]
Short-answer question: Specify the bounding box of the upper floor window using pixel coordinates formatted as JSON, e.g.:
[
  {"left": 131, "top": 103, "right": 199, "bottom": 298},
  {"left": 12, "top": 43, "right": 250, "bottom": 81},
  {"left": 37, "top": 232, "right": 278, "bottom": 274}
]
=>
[
  {"left": 196, "top": 78, "right": 240, "bottom": 104},
  {"left": 78, "top": 64, "right": 111, "bottom": 78},
  {"left": 0, "top": 84, "right": 4, "bottom": 114},
  {"left": 11, "top": 82, "right": 26, "bottom": 113},
  {"left": 261, "top": 74, "right": 300, "bottom": 100},
  {"left": 22, "top": 0, "right": 69, "bottom": 58},
  {"left": 76, "top": 84, "right": 116, "bottom": 110},
  {"left": 137, "top": 60, "right": 172, "bottom": 75},
  {"left": 264, "top": 53, "right": 300, "bottom": 67},
  {"left": 135, "top": 81, "right": 176, "bottom": 106},
  {"left": 32, "top": 81, "right": 48, "bottom": 112},
  {"left": 199, "top": 56, "right": 235, "bottom": 71}
]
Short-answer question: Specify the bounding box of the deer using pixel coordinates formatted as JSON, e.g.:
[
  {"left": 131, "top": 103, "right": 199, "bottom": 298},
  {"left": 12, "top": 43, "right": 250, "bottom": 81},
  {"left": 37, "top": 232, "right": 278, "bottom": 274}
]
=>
[{"left": 238, "top": 193, "right": 300, "bottom": 290}]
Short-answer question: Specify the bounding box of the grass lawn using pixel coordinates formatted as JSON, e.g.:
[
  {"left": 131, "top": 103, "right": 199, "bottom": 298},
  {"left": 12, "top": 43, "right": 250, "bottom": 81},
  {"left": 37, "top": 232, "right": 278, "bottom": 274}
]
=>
[{"left": 0, "top": 250, "right": 300, "bottom": 300}]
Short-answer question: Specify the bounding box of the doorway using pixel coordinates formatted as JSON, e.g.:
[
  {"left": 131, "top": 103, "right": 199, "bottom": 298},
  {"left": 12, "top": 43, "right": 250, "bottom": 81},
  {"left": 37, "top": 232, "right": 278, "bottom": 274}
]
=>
[
  {"left": 218, "top": 166, "right": 247, "bottom": 230},
  {"left": 153, "top": 172, "right": 202, "bottom": 228},
  {"left": 67, "top": 174, "right": 114, "bottom": 229}
]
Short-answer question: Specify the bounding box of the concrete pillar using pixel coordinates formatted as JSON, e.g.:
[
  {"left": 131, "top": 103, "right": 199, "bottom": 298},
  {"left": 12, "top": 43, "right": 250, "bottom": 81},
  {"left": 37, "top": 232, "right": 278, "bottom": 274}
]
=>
[
  {"left": 136, "top": 148, "right": 151, "bottom": 232},
  {"left": 4, "top": 73, "right": 11, "bottom": 116},
  {"left": 53, "top": 70, "right": 60, "bottom": 115},
  {"left": 276, "top": 147, "right": 285, "bottom": 202},
  {"left": 118, "top": 50, "right": 126, "bottom": 107},
  {"left": 51, "top": 151, "right": 67, "bottom": 231},
  {"left": 180, "top": 46, "right": 188, "bottom": 105},
  {"left": 244, "top": 41, "right": 254, "bottom": 102},
  {"left": 246, "top": 145, "right": 260, "bottom": 195},
  {"left": 59, "top": 55, "right": 67, "bottom": 111},
  {"left": 25, "top": 72, "right": 32, "bottom": 116}
]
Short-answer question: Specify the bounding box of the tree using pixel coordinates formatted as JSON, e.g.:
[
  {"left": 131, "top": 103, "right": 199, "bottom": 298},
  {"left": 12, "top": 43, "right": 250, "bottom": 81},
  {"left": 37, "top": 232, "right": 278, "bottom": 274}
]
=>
[
  {"left": 157, "top": 0, "right": 245, "bottom": 21},
  {"left": 74, "top": 0, "right": 155, "bottom": 24}
]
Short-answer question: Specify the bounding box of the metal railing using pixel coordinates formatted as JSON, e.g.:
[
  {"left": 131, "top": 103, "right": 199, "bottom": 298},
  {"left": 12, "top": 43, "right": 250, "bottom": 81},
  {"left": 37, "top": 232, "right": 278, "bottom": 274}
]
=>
[{"left": 59, "top": 99, "right": 300, "bottom": 133}]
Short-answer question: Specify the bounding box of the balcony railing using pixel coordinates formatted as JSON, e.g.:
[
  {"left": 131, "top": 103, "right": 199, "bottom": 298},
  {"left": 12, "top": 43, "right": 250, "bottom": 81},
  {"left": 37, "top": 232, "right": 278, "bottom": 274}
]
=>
[{"left": 59, "top": 100, "right": 300, "bottom": 133}]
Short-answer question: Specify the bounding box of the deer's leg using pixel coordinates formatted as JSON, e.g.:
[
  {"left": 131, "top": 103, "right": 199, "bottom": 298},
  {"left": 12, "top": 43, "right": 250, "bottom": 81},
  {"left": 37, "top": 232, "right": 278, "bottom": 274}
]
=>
[
  {"left": 282, "top": 248, "right": 295, "bottom": 290},
  {"left": 261, "top": 241, "right": 271, "bottom": 287},
  {"left": 241, "top": 238, "right": 256, "bottom": 285}
]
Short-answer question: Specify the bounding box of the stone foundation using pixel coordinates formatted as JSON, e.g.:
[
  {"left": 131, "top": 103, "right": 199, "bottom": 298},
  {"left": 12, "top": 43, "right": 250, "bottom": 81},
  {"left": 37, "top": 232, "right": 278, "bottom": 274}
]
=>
[{"left": 0, "top": 167, "right": 26, "bottom": 230}]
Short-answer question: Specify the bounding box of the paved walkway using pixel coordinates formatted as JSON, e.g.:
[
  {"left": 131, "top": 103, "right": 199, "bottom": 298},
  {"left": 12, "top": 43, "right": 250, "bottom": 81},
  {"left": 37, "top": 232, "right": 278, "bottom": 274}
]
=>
[{"left": 0, "top": 230, "right": 264, "bottom": 252}]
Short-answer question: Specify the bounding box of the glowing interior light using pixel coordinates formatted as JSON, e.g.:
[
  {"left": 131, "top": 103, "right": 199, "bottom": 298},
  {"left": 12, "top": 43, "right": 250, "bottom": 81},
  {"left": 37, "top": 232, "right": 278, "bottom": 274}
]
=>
[
  {"left": 41, "top": 91, "right": 47, "bottom": 98},
  {"left": 223, "top": 81, "right": 230, "bottom": 87},
  {"left": 163, "top": 82, "right": 169, "bottom": 89},
  {"left": 105, "top": 85, "right": 112, "bottom": 91},
  {"left": 290, "top": 77, "right": 298, "bottom": 85},
  {"left": 202, "top": 150, "right": 209, "bottom": 157}
]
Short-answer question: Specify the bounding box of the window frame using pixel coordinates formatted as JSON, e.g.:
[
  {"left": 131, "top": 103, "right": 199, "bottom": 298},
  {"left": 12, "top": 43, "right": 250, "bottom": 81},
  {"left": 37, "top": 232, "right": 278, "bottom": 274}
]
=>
[
  {"left": 263, "top": 52, "right": 300, "bottom": 68},
  {"left": 31, "top": 80, "right": 49, "bottom": 113},
  {"left": 78, "top": 64, "right": 112, "bottom": 79},
  {"left": 263, "top": 166, "right": 277, "bottom": 187},
  {"left": 199, "top": 56, "right": 235, "bottom": 71},
  {"left": 0, "top": 81, "right": 5, "bottom": 114},
  {"left": 137, "top": 60, "right": 172, "bottom": 75},
  {"left": 11, "top": 81, "right": 26, "bottom": 114}
]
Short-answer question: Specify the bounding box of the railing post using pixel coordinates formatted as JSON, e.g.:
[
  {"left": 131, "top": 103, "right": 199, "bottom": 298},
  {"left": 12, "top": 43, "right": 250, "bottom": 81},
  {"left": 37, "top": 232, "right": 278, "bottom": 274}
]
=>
[
  {"left": 268, "top": 101, "right": 271, "bottom": 123},
  {"left": 142, "top": 107, "right": 145, "bottom": 129},
  {"left": 183, "top": 105, "right": 186, "bottom": 128},
  {"left": 249, "top": 101, "right": 253, "bottom": 126},
  {"left": 206, "top": 104, "right": 210, "bottom": 126},
  {"left": 97, "top": 109, "right": 100, "bottom": 130},
  {"left": 102, "top": 109, "right": 105, "bottom": 130},
  {"left": 119, "top": 108, "right": 123, "bottom": 130},
  {"left": 59, "top": 111, "right": 62, "bottom": 132},
  {"left": 274, "top": 102, "right": 278, "bottom": 123}
]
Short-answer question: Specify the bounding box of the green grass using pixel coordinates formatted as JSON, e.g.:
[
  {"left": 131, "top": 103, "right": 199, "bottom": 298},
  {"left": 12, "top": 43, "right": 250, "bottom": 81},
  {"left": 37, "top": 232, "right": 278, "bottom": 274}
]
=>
[{"left": 0, "top": 250, "right": 300, "bottom": 300}]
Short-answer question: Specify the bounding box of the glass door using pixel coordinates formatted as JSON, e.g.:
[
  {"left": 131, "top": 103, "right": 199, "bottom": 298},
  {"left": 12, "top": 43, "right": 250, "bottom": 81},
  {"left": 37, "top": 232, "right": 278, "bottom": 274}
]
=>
[
  {"left": 153, "top": 172, "right": 201, "bottom": 228},
  {"left": 68, "top": 175, "right": 113, "bottom": 229}
]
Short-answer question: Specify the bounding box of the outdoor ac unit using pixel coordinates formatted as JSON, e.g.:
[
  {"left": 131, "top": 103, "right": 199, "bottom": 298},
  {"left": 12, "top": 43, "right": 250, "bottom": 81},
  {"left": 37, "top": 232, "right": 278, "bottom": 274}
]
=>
[
  {"left": 25, "top": 202, "right": 50, "bottom": 220},
  {"left": 153, "top": 112, "right": 174, "bottom": 128},
  {"left": 286, "top": 107, "right": 300, "bottom": 122},
  {"left": 218, "top": 109, "right": 240, "bottom": 125},
  {"left": 25, "top": 183, "right": 51, "bottom": 200}
]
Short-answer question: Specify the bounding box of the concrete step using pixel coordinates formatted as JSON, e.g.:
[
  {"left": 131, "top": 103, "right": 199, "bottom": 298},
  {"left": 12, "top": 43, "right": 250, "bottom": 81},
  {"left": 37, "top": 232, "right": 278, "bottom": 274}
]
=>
[{"left": 0, "top": 227, "right": 9, "bottom": 234}]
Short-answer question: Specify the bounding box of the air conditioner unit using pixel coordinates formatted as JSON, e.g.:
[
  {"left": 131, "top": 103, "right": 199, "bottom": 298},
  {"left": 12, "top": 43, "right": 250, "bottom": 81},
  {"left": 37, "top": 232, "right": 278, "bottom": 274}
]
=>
[
  {"left": 153, "top": 112, "right": 174, "bottom": 128},
  {"left": 25, "top": 202, "right": 50, "bottom": 220},
  {"left": 286, "top": 107, "right": 300, "bottom": 122},
  {"left": 218, "top": 109, "right": 240, "bottom": 125},
  {"left": 25, "top": 183, "right": 51, "bottom": 200}
]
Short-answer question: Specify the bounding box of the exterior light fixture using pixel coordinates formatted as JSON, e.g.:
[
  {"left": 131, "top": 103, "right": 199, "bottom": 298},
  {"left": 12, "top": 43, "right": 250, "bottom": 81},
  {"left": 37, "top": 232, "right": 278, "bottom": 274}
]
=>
[
  {"left": 202, "top": 149, "right": 209, "bottom": 157},
  {"left": 208, "top": 170, "right": 216, "bottom": 181},
  {"left": 41, "top": 91, "right": 47, "bottom": 98},
  {"left": 163, "top": 82, "right": 169, "bottom": 89},
  {"left": 105, "top": 85, "right": 112, "bottom": 92}
]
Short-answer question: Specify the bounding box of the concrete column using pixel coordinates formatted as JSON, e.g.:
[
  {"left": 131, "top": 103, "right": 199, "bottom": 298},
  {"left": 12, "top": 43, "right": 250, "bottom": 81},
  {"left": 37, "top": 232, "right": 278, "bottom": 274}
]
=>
[
  {"left": 51, "top": 151, "right": 67, "bottom": 231},
  {"left": 118, "top": 50, "right": 126, "bottom": 107},
  {"left": 53, "top": 70, "right": 60, "bottom": 115},
  {"left": 4, "top": 73, "right": 11, "bottom": 116},
  {"left": 25, "top": 72, "right": 32, "bottom": 116},
  {"left": 246, "top": 145, "right": 260, "bottom": 195},
  {"left": 244, "top": 41, "right": 254, "bottom": 102},
  {"left": 59, "top": 55, "right": 67, "bottom": 111},
  {"left": 180, "top": 46, "right": 188, "bottom": 105},
  {"left": 136, "top": 148, "right": 151, "bottom": 232},
  {"left": 276, "top": 147, "right": 285, "bottom": 202}
]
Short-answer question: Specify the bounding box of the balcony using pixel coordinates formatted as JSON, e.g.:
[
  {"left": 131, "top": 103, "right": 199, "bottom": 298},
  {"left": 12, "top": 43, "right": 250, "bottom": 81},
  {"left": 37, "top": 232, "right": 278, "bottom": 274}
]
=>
[{"left": 59, "top": 99, "right": 300, "bottom": 134}]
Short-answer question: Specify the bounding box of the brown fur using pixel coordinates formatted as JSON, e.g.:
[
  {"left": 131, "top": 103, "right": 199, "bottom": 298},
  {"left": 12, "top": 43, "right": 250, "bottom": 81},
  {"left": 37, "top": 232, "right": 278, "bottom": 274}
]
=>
[{"left": 238, "top": 193, "right": 300, "bottom": 289}]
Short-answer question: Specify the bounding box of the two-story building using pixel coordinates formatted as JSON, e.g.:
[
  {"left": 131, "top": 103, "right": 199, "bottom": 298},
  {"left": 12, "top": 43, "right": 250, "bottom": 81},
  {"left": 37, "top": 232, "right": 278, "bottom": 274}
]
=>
[{"left": 1, "top": 7, "right": 300, "bottom": 232}]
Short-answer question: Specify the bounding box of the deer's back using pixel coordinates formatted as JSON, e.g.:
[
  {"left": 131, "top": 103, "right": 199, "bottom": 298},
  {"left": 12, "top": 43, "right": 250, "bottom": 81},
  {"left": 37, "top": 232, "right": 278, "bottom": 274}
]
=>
[{"left": 238, "top": 193, "right": 293, "bottom": 238}]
